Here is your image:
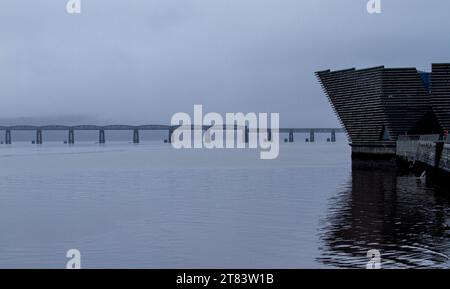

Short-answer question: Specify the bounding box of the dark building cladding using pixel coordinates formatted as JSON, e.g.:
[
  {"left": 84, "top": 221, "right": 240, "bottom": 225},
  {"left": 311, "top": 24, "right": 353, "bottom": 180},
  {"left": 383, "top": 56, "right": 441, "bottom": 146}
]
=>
[{"left": 316, "top": 63, "right": 450, "bottom": 156}]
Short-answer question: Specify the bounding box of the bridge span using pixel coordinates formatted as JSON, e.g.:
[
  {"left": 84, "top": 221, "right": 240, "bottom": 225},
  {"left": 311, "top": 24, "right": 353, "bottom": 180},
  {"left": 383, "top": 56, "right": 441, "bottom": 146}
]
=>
[{"left": 0, "top": 125, "right": 344, "bottom": 145}]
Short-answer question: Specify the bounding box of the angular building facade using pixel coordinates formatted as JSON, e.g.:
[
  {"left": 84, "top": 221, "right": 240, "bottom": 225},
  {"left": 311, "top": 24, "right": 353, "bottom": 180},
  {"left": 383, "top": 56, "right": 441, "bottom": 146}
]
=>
[
  {"left": 316, "top": 64, "right": 448, "bottom": 156},
  {"left": 430, "top": 63, "right": 450, "bottom": 131}
]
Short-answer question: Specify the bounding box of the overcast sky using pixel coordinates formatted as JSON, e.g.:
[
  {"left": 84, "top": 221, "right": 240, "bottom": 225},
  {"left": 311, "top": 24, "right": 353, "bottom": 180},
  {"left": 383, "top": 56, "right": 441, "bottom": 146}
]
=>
[{"left": 1, "top": 0, "right": 449, "bottom": 126}]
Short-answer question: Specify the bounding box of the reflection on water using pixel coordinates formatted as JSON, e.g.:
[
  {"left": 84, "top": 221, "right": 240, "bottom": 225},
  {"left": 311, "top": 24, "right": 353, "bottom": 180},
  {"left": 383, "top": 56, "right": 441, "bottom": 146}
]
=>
[{"left": 319, "top": 160, "right": 450, "bottom": 268}]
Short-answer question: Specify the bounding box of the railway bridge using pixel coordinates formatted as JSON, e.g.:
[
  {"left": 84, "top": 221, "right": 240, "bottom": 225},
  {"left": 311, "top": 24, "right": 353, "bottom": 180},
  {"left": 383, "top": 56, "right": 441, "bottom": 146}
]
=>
[{"left": 0, "top": 125, "right": 345, "bottom": 144}]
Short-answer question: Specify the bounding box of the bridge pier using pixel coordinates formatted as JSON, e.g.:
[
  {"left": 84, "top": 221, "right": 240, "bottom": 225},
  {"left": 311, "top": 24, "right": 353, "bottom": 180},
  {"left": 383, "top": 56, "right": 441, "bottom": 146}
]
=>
[
  {"left": 244, "top": 126, "right": 249, "bottom": 144},
  {"left": 5, "top": 129, "right": 11, "bottom": 144},
  {"left": 68, "top": 129, "right": 75, "bottom": 144},
  {"left": 99, "top": 129, "right": 105, "bottom": 144},
  {"left": 289, "top": 131, "right": 294, "bottom": 143},
  {"left": 309, "top": 130, "right": 315, "bottom": 142},
  {"left": 168, "top": 128, "right": 173, "bottom": 143},
  {"left": 36, "top": 129, "right": 42, "bottom": 144},
  {"left": 331, "top": 130, "right": 336, "bottom": 142},
  {"left": 133, "top": 129, "right": 139, "bottom": 144},
  {"left": 204, "top": 128, "right": 211, "bottom": 144}
]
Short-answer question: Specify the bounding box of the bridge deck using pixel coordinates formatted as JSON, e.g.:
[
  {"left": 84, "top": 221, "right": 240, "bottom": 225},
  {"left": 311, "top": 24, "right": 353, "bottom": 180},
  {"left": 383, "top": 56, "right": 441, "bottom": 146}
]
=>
[
  {"left": 0, "top": 125, "right": 344, "bottom": 144},
  {"left": 0, "top": 125, "right": 344, "bottom": 133}
]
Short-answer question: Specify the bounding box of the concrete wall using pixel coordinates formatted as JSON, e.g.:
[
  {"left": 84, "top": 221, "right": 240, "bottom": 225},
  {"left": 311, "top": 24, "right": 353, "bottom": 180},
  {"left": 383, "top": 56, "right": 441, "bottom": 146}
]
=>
[
  {"left": 397, "top": 138, "right": 450, "bottom": 173},
  {"left": 438, "top": 143, "right": 450, "bottom": 172},
  {"left": 396, "top": 138, "right": 420, "bottom": 161},
  {"left": 351, "top": 144, "right": 396, "bottom": 157},
  {"left": 415, "top": 141, "right": 437, "bottom": 167}
]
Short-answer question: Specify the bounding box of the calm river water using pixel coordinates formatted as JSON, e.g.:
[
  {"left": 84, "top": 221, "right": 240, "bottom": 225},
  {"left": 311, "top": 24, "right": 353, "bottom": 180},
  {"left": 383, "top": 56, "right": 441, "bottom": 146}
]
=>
[{"left": 0, "top": 141, "right": 449, "bottom": 268}]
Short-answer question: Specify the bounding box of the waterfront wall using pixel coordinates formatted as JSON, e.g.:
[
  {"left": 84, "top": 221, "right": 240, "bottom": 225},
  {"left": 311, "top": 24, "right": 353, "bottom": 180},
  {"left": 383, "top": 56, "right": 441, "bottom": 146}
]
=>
[
  {"left": 438, "top": 143, "right": 450, "bottom": 172},
  {"left": 396, "top": 135, "right": 450, "bottom": 173},
  {"left": 351, "top": 143, "right": 396, "bottom": 157},
  {"left": 416, "top": 141, "right": 438, "bottom": 166},
  {"left": 396, "top": 136, "right": 450, "bottom": 191}
]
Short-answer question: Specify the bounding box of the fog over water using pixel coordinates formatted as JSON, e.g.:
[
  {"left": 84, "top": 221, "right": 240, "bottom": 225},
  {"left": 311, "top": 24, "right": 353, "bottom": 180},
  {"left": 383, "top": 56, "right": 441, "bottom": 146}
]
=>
[{"left": 1, "top": 1, "right": 450, "bottom": 126}]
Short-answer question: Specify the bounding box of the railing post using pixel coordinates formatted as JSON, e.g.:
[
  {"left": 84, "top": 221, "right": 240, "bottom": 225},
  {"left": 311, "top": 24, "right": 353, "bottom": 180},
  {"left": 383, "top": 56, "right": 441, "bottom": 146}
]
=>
[
  {"left": 331, "top": 130, "right": 336, "bottom": 142},
  {"left": 267, "top": 128, "right": 272, "bottom": 142}
]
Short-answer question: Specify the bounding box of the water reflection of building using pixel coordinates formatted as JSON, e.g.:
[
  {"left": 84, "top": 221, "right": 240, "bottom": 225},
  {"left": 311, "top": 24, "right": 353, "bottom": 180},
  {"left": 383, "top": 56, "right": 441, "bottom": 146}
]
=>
[{"left": 318, "top": 160, "right": 450, "bottom": 268}]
